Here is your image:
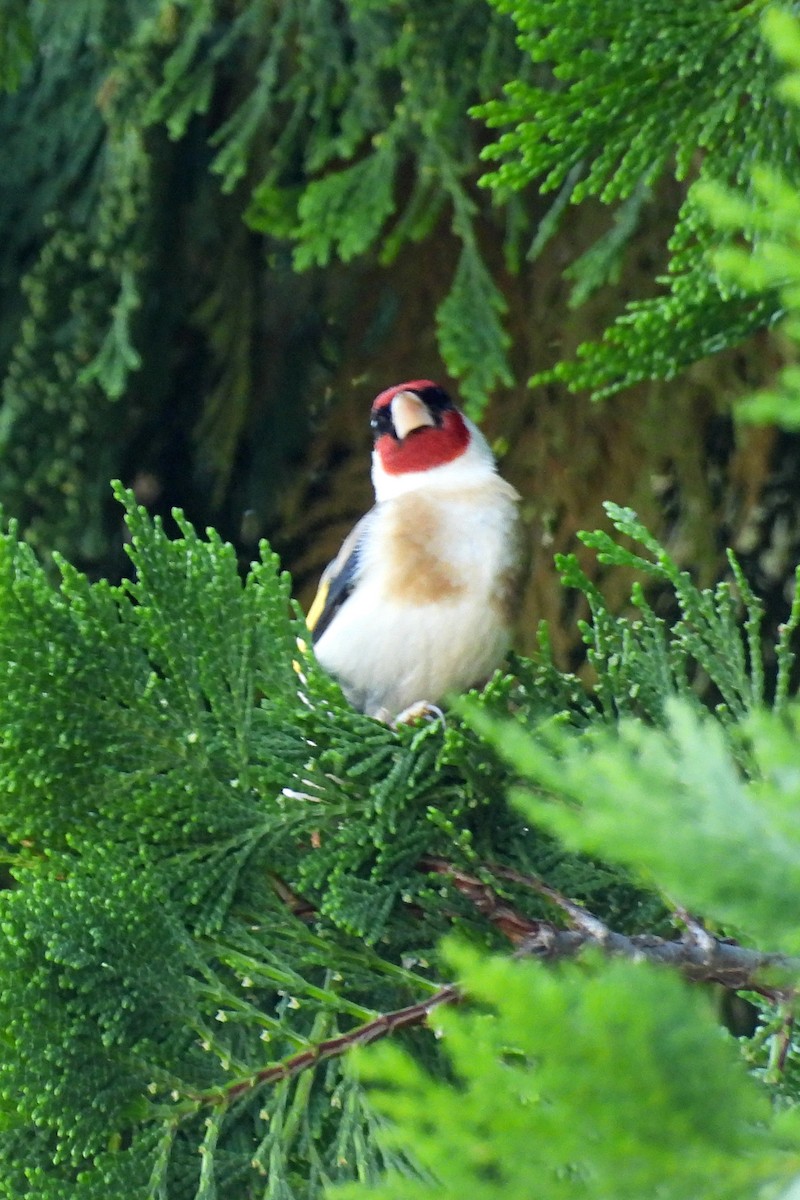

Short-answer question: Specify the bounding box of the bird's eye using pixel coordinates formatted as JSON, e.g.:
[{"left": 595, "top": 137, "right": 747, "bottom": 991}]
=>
[{"left": 370, "top": 407, "right": 395, "bottom": 438}]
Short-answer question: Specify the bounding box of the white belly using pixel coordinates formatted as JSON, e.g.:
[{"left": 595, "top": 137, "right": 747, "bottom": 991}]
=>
[{"left": 313, "top": 480, "right": 520, "bottom": 718}]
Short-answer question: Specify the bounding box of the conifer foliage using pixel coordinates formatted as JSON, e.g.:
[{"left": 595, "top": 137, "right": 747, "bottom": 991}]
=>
[
  {"left": 4, "top": 0, "right": 800, "bottom": 570},
  {"left": 4, "top": 4, "right": 800, "bottom": 1198},
  {"left": 0, "top": 0, "right": 524, "bottom": 564},
  {"left": 477, "top": 0, "right": 800, "bottom": 396},
  {"left": 0, "top": 483, "right": 799, "bottom": 1197}
]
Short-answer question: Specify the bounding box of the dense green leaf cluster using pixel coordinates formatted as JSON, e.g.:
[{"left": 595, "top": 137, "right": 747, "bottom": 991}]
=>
[
  {"left": 0, "top": 0, "right": 526, "bottom": 565},
  {"left": 697, "top": 11, "right": 800, "bottom": 429},
  {"left": 0, "top": 480, "right": 797, "bottom": 1196},
  {"left": 3, "top": 0, "right": 799, "bottom": 569},
  {"left": 477, "top": 0, "right": 800, "bottom": 395},
  {"left": 346, "top": 681, "right": 800, "bottom": 1198},
  {"left": 321, "top": 527, "right": 800, "bottom": 1200},
  {"left": 0, "top": 2, "right": 157, "bottom": 562},
  {"left": 331, "top": 949, "right": 792, "bottom": 1200},
  {"left": 0, "top": 485, "right": 641, "bottom": 1196}
]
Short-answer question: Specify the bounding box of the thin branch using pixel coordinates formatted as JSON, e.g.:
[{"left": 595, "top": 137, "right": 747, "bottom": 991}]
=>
[
  {"left": 419, "top": 856, "right": 798, "bottom": 996},
  {"left": 267, "top": 872, "right": 317, "bottom": 921},
  {"left": 181, "top": 857, "right": 799, "bottom": 1114},
  {"left": 487, "top": 860, "right": 613, "bottom": 942},
  {"left": 767, "top": 1002, "right": 796, "bottom": 1082},
  {"left": 516, "top": 925, "right": 796, "bottom": 995},
  {"left": 419, "top": 855, "right": 542, "bottom": 943},
  {"left": 194, "top": 983, "right": 460, "bottom": 1108},
  {"left": 671, "top": 904, "right": 719, "bottom": 956}
]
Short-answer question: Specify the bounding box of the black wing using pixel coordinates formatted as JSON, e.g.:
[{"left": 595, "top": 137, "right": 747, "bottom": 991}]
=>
[{"left": 306, "top": 512, "right": 373, "bottom": 644}]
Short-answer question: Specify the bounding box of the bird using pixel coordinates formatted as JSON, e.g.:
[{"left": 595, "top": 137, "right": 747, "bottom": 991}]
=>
[{"left": 306, "top": 380, "right": 522, "bottom": 722}]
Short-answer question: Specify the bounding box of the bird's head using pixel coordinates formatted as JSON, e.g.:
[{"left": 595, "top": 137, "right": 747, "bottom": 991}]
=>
[{"left": 369, "top": 380, "right": 495, "bottom": 501}]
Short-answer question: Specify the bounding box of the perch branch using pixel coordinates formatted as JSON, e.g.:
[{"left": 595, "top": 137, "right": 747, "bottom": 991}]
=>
[
  {"left": 183, "top": 857, "right": 798, "bottom": 1113},
  {"left": 194, "top": 982, "right": 460, "bottom": 1107},
  {"left": 419, "top": 856, "right": 798, "bottom": 996}
]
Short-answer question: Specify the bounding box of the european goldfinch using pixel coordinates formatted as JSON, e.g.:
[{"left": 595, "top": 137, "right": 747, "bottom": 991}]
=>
[{"left": 307, "top": 380, "right": 522, "bottom": 721}]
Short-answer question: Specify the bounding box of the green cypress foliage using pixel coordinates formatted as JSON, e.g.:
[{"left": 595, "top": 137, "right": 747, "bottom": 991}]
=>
[
  {"left": 330, "top": 951, "right": 786, "bottom": 1200},
  {"left": 4, "top": 1, "right": 800, "bottom": 566},
  {"left": 698, "top": 10, "right": 800, "bottom": 429},
  {"left": 5, "top": 6, "right": 800, "bottom": 1197},
  {"left": 0, "top": 479, "right": 798, "bottom": 1196},
  {"left": 0, "top": 1, "right": 526, "bottom": 565},
  {"left": 476, "top": 0, "right": 800, "bottom": 396}
]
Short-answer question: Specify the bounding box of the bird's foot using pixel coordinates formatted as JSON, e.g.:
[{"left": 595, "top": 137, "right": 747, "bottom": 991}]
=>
[{"left": 391, "top": 701, "right": 446, "bottom": 729}]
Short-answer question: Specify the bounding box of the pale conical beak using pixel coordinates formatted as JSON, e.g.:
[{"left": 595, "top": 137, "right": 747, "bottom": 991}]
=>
[{"left": 390, "top": 391, "right": 436, "bottom": 440}]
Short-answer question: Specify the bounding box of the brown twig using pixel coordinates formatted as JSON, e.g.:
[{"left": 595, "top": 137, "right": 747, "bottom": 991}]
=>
[
  {"left": 488, "top": 861, "right": 614, "bottom": 942},
  {"left": 419, "top": 855, "right": 543, "bottom": 943},
  {"left": 267, "top": 872, "right": 317, "bottom": 921},
  {"left": 419, "top": 856, "right": 798, "bottom": 997},
  {"left": 183, "top": 856, "right": 798, "bottom": 1113},
  {"left": 194, "top": 982, "right": 460, "bottom": 1107}
]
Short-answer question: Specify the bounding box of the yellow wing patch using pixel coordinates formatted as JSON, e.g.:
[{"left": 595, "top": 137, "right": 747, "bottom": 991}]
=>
[{"left": 305, "top": 577, "right": 330, "bottom": 633}]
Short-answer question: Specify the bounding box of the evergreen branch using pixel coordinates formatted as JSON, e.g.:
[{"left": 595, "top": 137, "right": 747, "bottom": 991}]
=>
[
  {"left": 192, "top": 983, "right": 462, "bottom": 1108},
  {"left": 517, "top": 919, "right": 796, "bottom": 998},
  {"left": 487, "top": 860, "right": 615, "bottom": 939},
  {"left": 420, "top": 856, "right": 798, "bottom": 997},
  {"left": 420, "top": 855, "right": 543, "bottom": 944},
  {"left": 183, "top": 857, "right": 796, "bottom": 1118}
]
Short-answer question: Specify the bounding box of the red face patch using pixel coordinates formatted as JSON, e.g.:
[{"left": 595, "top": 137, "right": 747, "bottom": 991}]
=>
[{"left": 376, "top": 408, "right": 470, "bottom": 475}]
